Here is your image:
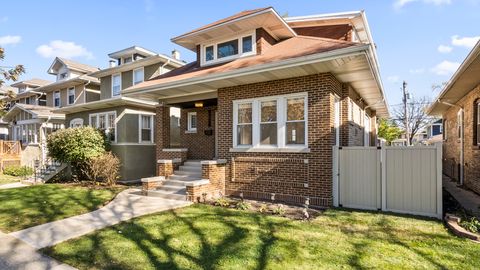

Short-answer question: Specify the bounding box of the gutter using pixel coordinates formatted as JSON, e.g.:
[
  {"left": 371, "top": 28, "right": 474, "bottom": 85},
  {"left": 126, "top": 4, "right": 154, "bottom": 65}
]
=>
[{"left": 124, "top": 44, "right": 371, "bottom": 94}]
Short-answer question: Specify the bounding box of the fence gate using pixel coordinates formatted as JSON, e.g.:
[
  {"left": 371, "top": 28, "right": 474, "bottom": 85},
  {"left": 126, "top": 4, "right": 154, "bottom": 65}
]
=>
[{"left": 333, "top": 144, "right": 442, "bottom": 219}]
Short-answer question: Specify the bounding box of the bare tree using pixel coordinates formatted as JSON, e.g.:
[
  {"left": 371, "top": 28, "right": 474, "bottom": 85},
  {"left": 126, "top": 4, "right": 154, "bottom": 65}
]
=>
[{"left": 393, "top": 96, "right": 434, "bottom": 145}]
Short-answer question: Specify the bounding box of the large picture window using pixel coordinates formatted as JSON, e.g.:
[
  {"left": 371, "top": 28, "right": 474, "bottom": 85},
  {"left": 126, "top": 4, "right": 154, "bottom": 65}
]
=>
[{"left": 233, "top": 93, "right": 308, "bottom": 150}]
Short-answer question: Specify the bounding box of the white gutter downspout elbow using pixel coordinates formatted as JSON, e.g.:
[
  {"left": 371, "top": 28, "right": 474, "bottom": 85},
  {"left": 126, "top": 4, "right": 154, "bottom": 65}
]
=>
[{"left": 437, "top": 99, "right": 464, "bottom": 185}]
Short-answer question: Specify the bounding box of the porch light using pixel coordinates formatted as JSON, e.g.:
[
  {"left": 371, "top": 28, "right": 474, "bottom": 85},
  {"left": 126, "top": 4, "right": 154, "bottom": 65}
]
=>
[{"left": 195, "top": 102, "right": 204, "bottom": 108}]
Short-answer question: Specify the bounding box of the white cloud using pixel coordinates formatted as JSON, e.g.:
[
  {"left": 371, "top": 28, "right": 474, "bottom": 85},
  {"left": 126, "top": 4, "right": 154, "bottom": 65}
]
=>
[
  {"left": 387, "top": 75, "right": 400, "bottom": 83},
  {"left": 437, "top": 44, "right": 453, "bottom": 53},
  {"left": 394, "top": 0, "right": 451, "bottom": 9},
  {"left": 0, "top": 35, "right": 21, "bottom": 46},
  {"left": 431, "top": 60, "right": 460, "bottom": 75},
  {"left": 451, "top": 35, "right": 480, "bottom": 48},
  {"left": 36, "top": 40, "right": 93, "bottom": 59},
  {"left": 409, "top": 68, "right": 425, "bottom": 74}
]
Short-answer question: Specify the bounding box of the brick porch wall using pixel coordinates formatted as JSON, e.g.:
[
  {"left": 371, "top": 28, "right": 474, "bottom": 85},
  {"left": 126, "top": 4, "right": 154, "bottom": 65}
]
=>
[
  {"left": 442, "top": 84, "right": 480, "bottom": 194},
  {"left": 217, "top": 73, "right": 343, "bottom": 207},
  {"left": 180, "top": 107, "right": 216, "bottom": 160}
]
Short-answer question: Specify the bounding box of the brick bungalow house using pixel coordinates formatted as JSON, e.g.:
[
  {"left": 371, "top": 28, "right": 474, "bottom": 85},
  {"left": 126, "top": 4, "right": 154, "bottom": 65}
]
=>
[
  {"left": 427, "top": 40, "right": 480, "bottom": 194},
  {"left": 124, "top": 7, "right": 389, "bottom": 207}
]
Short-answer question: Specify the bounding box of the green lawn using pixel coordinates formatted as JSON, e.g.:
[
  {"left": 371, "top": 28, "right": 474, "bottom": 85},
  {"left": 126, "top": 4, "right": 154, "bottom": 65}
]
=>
[
  {"left": 43, "top": 204, "right": 480, "bottom": 270},
  {"left": 0, "top": 184, "right": 123, "bottom": 232},
  {"left": 0, "top": 174, "right": 22, "bottom": 185}
]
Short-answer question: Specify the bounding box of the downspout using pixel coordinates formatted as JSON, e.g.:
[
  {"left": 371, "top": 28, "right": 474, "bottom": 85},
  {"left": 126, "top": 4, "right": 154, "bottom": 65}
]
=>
[{"left": 437, "top": 99, "right": 464, "bottom": 185}]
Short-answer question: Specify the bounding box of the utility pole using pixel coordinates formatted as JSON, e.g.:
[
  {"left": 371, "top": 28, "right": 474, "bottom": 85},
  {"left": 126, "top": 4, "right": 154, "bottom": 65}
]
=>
[{"left": 402, "top": 81, "right": 409, "bottom": 146}]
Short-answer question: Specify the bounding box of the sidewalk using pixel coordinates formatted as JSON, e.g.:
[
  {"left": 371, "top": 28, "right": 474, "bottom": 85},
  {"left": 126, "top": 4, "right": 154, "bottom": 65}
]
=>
[
  {"left": 443, "top": 176, "right": 480, "bottom": 218},
  {"left": 9, "top": 189, "right": 192, "bottom": 249},
  {"left": 0, "top": 182, "right": 28, "bottom": 189},
  {"left": 0, "top": 231, "right": 75, "bottom": 270}
]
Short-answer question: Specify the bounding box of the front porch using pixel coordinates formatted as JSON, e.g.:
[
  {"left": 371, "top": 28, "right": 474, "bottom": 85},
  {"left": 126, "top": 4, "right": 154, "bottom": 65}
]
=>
[{"left": 147, "top": 96, "right": 226, "bottom": 202}]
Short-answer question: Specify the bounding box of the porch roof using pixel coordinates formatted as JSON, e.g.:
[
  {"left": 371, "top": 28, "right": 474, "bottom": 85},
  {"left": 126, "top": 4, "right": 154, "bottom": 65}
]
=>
[
  {"left": 123, "top": 35, "right": 389, "bottom": 117},
  {"left": 52, "top": 96, "right": 157, "bottom": 114},
  {"left": 3, "top": 104, "right": 65, "bottom": 122}
]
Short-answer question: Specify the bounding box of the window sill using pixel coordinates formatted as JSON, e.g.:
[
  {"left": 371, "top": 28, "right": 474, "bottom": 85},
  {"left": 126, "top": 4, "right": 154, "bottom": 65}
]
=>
[
  {"left": 185, "top": 130, "right": 197, "bottom": 134},
  {"left": 229, "top": 147, "right": 310, "bottom": 153}
]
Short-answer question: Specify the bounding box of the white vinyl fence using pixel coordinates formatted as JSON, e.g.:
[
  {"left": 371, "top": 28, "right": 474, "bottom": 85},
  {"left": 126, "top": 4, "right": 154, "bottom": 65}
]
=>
[{"left": 333, "top": 144, "right": 442, "bottom": 219}]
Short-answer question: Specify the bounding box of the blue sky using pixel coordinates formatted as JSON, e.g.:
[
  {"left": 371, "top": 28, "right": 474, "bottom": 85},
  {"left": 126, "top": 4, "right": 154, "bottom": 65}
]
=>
[{"left": 1, "top": 0, "right": 479, "bottom": 108}]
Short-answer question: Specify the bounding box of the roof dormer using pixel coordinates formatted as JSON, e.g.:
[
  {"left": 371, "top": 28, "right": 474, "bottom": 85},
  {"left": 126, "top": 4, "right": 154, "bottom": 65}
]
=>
[
  {"left": 107, "top": 46, "right": 157, "bottom": 67},
  {"left": 48, "top": 57, "right": 99, "bottom": 82},
  {"left": 171, "top": 7, "right": 296, "bottom": 67}
]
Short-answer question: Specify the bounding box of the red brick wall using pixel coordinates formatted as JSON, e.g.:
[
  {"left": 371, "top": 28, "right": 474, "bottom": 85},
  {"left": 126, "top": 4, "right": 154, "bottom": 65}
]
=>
[
  {"left": 443, "top": 84, "right": 480, "bottom": 194},
  {"left": 180, "top": 107, "right": 216, "bottom": 160},
  {"left": 217, "top": 73, "right": 343, "bottom": 207}
]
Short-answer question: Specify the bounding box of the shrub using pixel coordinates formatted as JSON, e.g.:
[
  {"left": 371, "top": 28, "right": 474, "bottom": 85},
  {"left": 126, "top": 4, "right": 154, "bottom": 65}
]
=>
[
  {"left": 215, "top": 197, "right": 230, "bottom": 207},
  {"left": 83, "top": 152, "right": 121, "bottom": 186},
  {"left": 273, "top": 205, "right": 286, "bottom": 216},
  {"left": 3, "top": 165, "right": 33, "bottom": 177},
  {"left": 258, "top": 204, "right": 269, "bottom": 213},
  {"left": 236, "top": 201, "right": 251, "bottom": 210},
  {"left": 460, "top": 217, "right": 480, "bottom": 233},
  {"left": 47, "top": 127, "right": 107, "bottom": 163}
]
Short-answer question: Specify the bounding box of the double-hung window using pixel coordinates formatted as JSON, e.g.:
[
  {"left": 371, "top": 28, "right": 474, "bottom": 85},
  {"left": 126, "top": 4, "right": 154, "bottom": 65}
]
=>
[
  {"left": 187, "top": 112, "right": 197, "bottom": 132},
  {"left": 54, "top": 91, "right": 61, "bottom": 107},
  {"left": 68, "top": 87, "right": 75, "bottom": 105},
  {"left": 140, "top": 115, "right": 153, "bottom": 143},
  {"left": 112, "top": 74, "right": 121, "bottom": 96},
  {"left": 233, "top": 93, "right": 308, "bottom": 150},
  {"left": 133, "top": 68, "right": 144, "bottom": 85}
]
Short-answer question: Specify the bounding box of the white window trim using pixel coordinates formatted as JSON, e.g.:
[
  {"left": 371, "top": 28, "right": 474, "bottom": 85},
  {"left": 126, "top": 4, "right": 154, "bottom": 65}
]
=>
[
  {"left": 68, "top": 87, "right": 75, "bottom": 105},
  {"left": 111, "top": 73, "right": 122, "bottom": 97},
  {"left": 54, "top": 91, "right": 61, "bottom": 107},
  {"left": 201, "top": 30, "right": 256, "bottom": 66},
  {"left": 232, "top": 92, "right": 308, "bottom": 151},
  {"left": 89, "top": 111, "right": 117, "bottom": 143},
  {"left": 187, "top": 112, "right": 197, "bottom": 132},
  {"left": 133, "top": 67, "right": 144, "bottom": 85},
  {"left": 138, "top": 114, "right": 154, "bottom": 143}
]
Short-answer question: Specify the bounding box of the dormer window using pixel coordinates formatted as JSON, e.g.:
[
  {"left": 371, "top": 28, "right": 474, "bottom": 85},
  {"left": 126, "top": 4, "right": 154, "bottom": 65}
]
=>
[
  {"left": 123, "top": 56, "right": 133, "bottom": 64},
  {"left": 59, "top": 72, "right": 68, "bottom": 80},
  {"left": 202, "top": 31, "right": 256, "bottom": 66}
]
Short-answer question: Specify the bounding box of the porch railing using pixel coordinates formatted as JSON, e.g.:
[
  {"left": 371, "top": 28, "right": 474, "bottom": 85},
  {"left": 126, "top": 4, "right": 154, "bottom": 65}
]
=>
[{"left": 0, "top": 140, "right": 21, "bottom": 156}]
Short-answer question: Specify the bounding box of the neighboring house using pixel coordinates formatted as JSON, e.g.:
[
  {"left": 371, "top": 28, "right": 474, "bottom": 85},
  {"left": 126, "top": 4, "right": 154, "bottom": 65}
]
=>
[
  {"left": 0, "top": 85, "right": 17, "bottom": 139},
  {"left": 124, "top": 8, "right": 389, "bottom": 206},
  {"left": 53, "top": 46, "right": 184, "bottom": 180},
  {"left": 427, "top": 40, "right": 480, "bottom": 194},
  {"left": 4, "top": 58, "right": 100, "bottom": 166}
]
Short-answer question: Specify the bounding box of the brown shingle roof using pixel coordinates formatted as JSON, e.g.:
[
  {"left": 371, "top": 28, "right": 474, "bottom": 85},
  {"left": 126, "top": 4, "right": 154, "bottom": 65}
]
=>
[
  {"left": 128, "top": 36, "right": 359, "bottom": 90},
  {"left": 10, "top": 78, "right": 53, "bottom": 87},
  {"left": 58, "top": 58, "right": 100, "bottom": 73},
  {"left": 172, "top": 7, "right": 272, "bottom": 40}
]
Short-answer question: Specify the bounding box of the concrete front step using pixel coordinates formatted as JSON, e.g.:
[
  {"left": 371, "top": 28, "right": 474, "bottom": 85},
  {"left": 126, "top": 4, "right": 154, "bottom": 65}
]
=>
[
  {"left": 183, "top": 161, "right": 202, "bottom": 167},
  {"left": 169, "top": 174, "right": 201, "bottom": 181},
  {"left": 174, "top": 171, "right": 202, "bottom": 177},
  {"left": 158, "top": 185, "right": 185, "bottom": 192},
  {"left": 178, "top": 165, "right": 202, "bottom": 172},
  {"left": 147, "top": 189, "right": 186, "bottom": 200}
]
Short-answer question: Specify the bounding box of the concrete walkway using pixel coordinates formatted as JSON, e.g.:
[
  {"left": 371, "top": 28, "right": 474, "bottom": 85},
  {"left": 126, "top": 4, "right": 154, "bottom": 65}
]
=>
[
  {"left": 9, "top": 189, "right": 192, "bottom": 249},
  {"left": 0, "top": 182, "right": 28, "bottom": 189},
  {"left": 0, "top": 231, "right": 75, "bottom": 270},
  {"left": 443, "top": 176, "right": 480, "bottom": 218}
]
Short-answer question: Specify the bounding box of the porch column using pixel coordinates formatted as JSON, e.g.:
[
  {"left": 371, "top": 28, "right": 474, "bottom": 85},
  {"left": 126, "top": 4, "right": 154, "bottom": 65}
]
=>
[{"left": 156, "top": 104, "right": 171, "bottom": 175}]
